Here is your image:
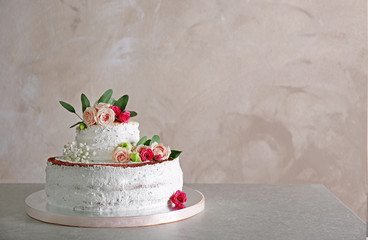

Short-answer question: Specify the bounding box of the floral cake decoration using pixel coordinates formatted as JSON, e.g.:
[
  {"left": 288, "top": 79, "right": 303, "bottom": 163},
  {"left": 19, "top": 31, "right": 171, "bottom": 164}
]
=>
[
  {"left": 112, "top": 135, "right": 182, "bottom": 163},
  {"left": 59, "top": 89, "right": 137, "bottom": 130}
]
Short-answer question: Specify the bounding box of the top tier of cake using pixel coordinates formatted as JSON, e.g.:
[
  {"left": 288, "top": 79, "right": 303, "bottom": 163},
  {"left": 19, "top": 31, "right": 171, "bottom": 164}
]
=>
[
  {"left": 75, "top": 121, "right": 140, "bottom": 162},
  {"left": 58, "top": 90, "right": 181, "bottom": 164}
]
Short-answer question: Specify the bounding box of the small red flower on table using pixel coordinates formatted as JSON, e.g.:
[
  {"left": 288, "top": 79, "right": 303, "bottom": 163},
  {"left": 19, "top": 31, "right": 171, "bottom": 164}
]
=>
[{"left": 170, "top": 190, "right": 187, "bottom": 209}]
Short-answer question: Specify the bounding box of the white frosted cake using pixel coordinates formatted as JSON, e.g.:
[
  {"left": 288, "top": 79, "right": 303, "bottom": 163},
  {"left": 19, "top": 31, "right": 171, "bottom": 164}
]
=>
[{"left": 45, "top": 90, "right": 186, "bottom": 213}]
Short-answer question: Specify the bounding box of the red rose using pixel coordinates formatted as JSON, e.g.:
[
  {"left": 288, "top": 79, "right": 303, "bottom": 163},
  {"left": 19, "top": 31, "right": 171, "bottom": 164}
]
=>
[
  {"left": 139, "top": 148, "right": 154, "bottom": 162},
  {"left": 117, "top": 111, "right": 130, "bottom": 123},
  {"left": 110, "top": 106, "right": 121, "bottom": 117},
  {"left": 132, "top": 145, "right": 149, "bottom": 154},
  {"left": 170, "top": 190, "right": 187, "bottom": 207}
]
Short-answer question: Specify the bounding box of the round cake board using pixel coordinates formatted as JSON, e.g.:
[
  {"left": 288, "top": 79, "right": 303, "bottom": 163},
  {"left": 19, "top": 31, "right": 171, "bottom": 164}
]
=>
[{"left": 25, "top": 186, "right": 205, "bottom": 228}]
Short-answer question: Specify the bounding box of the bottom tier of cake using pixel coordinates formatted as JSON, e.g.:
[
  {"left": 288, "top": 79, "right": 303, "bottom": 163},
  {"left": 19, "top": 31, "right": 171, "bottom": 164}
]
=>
[{"left": 45, "top": 157, "right": 183, "bottom": 213}]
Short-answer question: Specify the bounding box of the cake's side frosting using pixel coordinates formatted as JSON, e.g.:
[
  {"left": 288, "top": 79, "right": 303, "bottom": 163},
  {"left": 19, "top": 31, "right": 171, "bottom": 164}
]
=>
[
  {"left": 75, "top": 121, "right": 140, "bottom": 162},
  {"left": 45, "top": 158, "right": 183, "bottom": 212}
]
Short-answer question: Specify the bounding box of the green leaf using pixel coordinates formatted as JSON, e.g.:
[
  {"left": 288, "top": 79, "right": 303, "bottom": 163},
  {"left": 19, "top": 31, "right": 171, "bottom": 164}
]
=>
[
  {"left": 144, "top": 139, "right": 151, "bottom": 146},
  {"left": 169, "top": 150, "right": 182, "bottom": 159},
  {"left": 151, "top": 135, "right": 160, "bottom": 144},
  {"left": 70, "top": 121, "right": 82, "bottom": 128},
  {"left": 114, "top": 95, "right": 129, "bottom": 110},
  {"left": 130, "top": 111, "right": 138, "bottom": 117},
  {"left": 97, "top": 89, "right": 113, "bottom": 103},
  {"left": 136, "top": 136, "right": 147, "bottom": 146},
  {"left": 59, "top": 101, "right": 75, "bottom": 113},
  {"left": 108, "top": 97, "right": 116, "bottom": 105},
  {"left": 81, "top": 94, "right": 90, "bottom": 112}
]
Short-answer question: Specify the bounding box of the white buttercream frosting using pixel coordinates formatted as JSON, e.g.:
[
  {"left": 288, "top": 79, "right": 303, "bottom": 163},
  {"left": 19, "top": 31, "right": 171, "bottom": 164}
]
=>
[
  {"left": 75, "top": 121, "right": 140, "bottom": 162},
  {"left": 45, "top": 158, "right": 183, "bottom": 213}
]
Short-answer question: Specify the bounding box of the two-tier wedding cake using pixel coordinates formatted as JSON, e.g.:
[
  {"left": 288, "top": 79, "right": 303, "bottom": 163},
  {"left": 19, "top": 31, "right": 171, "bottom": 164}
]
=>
[{"left": 45, "top": 90, "right": 187, "bottom": 213}]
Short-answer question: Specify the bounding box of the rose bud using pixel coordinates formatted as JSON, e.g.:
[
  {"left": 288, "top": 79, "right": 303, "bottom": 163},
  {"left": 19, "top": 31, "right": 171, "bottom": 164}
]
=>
[
  {"left": 130, "top": 152, "right": 142, "bottom": 162},
  {"left": 120, "top": 142, "right": 133, "bottom": 150}
]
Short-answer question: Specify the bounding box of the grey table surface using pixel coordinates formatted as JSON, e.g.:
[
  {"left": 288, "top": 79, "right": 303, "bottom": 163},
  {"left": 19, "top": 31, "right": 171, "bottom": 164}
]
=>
[{"left": 0, "top": 183, "right": 365, "bottom": 240}]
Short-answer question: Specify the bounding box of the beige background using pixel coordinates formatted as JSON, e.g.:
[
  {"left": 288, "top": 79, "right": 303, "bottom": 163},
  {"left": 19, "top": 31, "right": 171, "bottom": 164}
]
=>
[{"left": 0, "top": 0, "right": 366, "bottom": 220}]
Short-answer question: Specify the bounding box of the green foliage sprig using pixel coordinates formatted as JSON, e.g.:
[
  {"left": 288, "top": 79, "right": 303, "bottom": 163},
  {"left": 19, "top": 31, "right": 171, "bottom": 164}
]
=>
[
  {"left": 97, "top": 89, "right": 113, "bottom": 104},
  {"left": 114, "top": 95, "right": 129, "bottom": 110},
  {"left": 169, "top": 150, "right": 182, "bottom": 159},
  {"left": 136, "top": 136, "right": 147, "bottom": 146},
  {"left": 81, "top": 94, "right": 90, "bottom": 112},
  {"left": 59, "top": 89, "right": 138, "bottom": 129}
]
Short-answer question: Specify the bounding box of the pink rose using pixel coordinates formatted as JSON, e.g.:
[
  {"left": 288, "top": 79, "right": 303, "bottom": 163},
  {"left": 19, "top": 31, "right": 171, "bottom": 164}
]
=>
[
  {"left": 117, "top": 111, "right": 130, "bottom": 123},
  {"left": 110, "top": 106, "right": 121, "bottom": 117},
  {"left": 140, "top": 148, "right": 154, "bottom": 162},
  {"left": 154, "top": 154, "right": 163, "bottom": 161},
  {"left": 170, "top": 190, "right": 187, "bottom": 208},
  {"left": 113, "top": 147, "right": 131, "bottom": 163},
  {"left": 96, "top": 107, "right": 115, "bottom": 126},
  {"left": 132, "top": 145, "right": 149, "bottom": 154},
  {"left": 152, "top": 143, "right": 171, "bottom": 160},
  {"left": 83, "top": 107, "right": 97, "bottom": 127},
  {"left": 95, "top": 103, "right": 111, "bottom": 110}
]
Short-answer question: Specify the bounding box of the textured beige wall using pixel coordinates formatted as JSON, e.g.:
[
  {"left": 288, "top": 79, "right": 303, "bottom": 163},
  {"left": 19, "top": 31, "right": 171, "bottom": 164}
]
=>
[{"left": 0, "top": 0, "right": 366, "bottom": 220}]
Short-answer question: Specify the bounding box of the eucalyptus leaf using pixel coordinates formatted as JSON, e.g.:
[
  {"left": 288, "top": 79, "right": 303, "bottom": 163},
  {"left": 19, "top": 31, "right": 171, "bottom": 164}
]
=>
[
  {"left": 169, "top": 150, "right": 182, "bottom": 159},
  {"left": 81, "top": 94, "right": 90, "bottom": 112},
  {"left": 97, "top": 89, "right": 113, "bottom": 103},
  {"left": 114, "top": 95, "right": 129, "bottom": 110},
  {"left": 136, "top": 136, "right": 147, "bottom": 146},
  {"left": 108, "top": 97, "right": 116, "bottom": 105},
  {"left": 143, "top": 139, "right": 151, "bottom": 146},
  {"left": 59, "top": 101, "right": 75, "bottom": 113},
  {"left": 70, "top": 121, "right": 82, "bottom": 128},
  {"left": 151, "top": 135, "right": 160, "bottom": 144},
  {"left": 130, "top": 111, "right": 138, "bottom": 117}
]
